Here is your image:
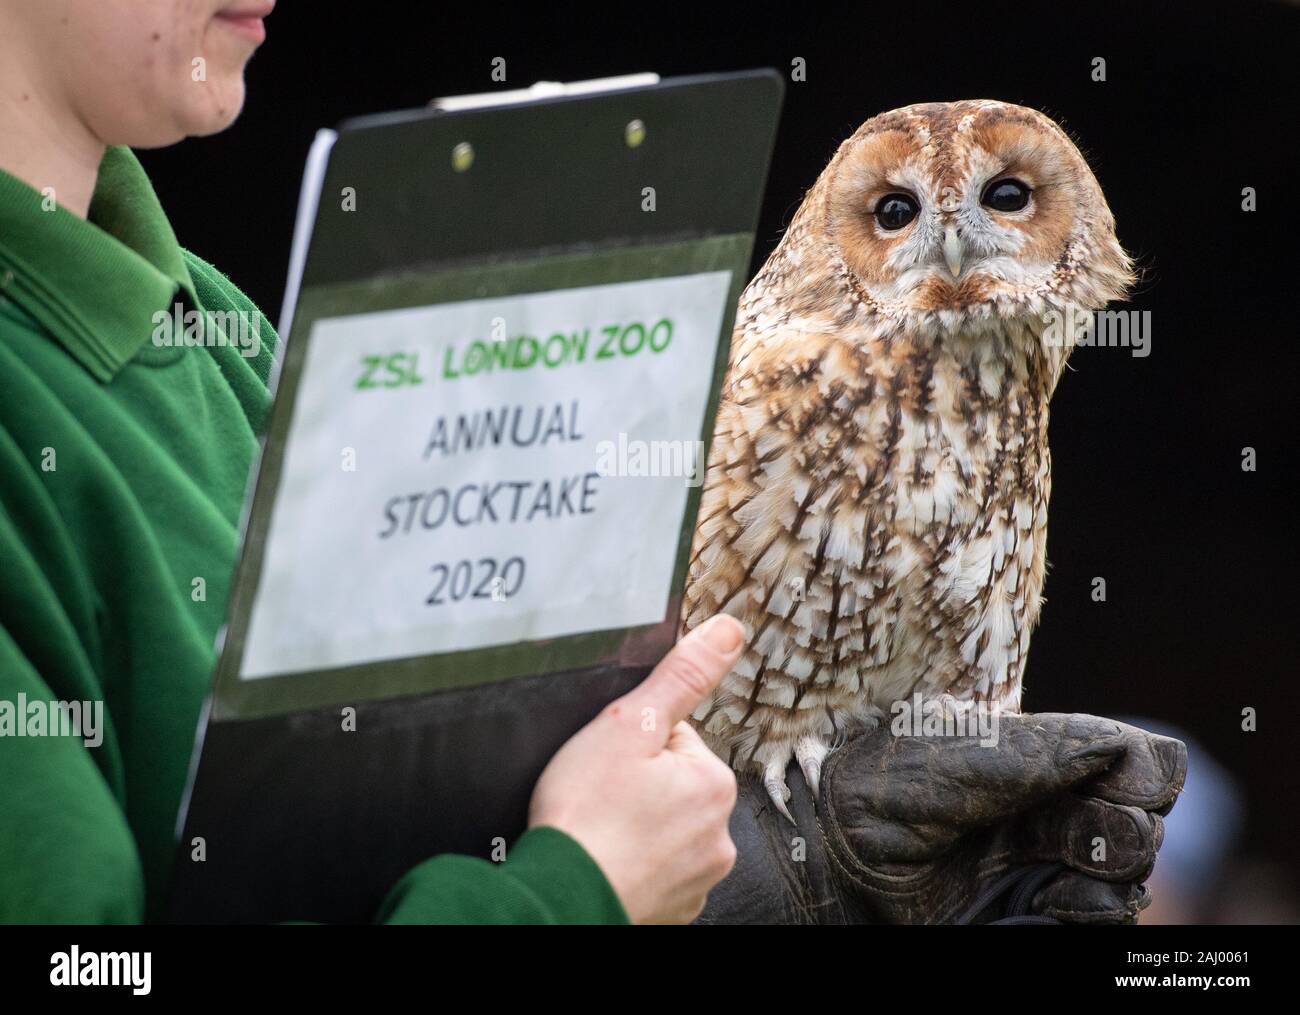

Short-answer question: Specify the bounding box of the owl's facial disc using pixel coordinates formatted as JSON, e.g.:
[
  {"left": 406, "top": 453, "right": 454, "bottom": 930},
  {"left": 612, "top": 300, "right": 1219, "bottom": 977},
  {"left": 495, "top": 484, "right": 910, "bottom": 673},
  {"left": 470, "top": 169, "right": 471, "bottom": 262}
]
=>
[
  {"left": 821, "top": 100, "right": 1129, "bottom": 330},
  {"left": 835, "top": 153, "right": 1061, "bottom": 317}
]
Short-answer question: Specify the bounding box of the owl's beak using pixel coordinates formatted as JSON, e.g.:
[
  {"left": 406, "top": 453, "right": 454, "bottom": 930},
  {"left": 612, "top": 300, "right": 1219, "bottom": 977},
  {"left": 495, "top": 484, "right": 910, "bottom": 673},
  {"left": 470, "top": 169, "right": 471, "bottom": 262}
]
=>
[{"left": 943, "top": 224, "right": 964, "bottom": 278}]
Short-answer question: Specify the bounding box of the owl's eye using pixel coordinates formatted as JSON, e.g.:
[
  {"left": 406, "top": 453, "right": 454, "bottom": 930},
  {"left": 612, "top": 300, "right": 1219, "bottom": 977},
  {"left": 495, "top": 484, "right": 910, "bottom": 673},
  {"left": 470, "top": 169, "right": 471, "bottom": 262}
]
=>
[
  {"left": 874, "top": 193, "right": 919, "bottom": 230},
  {"left": 982, "top": 178, "right": 1032, "bottom": 212}
]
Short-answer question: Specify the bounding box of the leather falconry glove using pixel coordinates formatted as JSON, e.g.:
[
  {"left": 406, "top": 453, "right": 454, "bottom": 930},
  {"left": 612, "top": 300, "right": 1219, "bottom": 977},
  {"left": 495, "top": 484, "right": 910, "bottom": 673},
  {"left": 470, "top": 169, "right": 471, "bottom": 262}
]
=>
[{"left": 696, "top": 713, "right": 1187, "bottom": 925}]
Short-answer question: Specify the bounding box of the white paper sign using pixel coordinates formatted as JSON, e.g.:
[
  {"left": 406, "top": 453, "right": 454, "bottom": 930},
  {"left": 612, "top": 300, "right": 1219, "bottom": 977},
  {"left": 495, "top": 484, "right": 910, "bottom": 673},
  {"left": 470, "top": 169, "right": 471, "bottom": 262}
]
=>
[{"left": 240, "top": 271, "right": 732, "bottom": 679}]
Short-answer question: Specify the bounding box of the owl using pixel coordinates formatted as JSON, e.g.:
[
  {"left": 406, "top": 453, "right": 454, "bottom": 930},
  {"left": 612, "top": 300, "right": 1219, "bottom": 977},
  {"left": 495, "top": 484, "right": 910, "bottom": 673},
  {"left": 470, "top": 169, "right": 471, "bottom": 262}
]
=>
[{"left": 681, "top": 100, "right": 1134, "bottom": 820}]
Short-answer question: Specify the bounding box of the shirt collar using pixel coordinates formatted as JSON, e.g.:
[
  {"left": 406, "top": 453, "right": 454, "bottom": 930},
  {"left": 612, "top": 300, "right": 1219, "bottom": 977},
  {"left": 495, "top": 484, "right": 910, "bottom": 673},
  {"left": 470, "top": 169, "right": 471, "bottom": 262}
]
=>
[{"left": 0, "top": 146, "right": 199, "bottom": 382}]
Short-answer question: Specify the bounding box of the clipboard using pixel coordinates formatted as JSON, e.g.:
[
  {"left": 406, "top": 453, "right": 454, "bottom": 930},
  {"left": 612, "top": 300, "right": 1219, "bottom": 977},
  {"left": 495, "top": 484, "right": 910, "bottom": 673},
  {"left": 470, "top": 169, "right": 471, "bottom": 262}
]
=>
[{"left": 169, "top": 69, "right": 784, "bottom": 923}]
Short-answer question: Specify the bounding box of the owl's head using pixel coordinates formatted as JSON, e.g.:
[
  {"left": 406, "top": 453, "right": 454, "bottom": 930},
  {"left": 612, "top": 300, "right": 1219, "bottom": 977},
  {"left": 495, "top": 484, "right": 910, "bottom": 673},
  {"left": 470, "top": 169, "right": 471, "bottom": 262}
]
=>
[{"left": 807, "top": 100, "right": 1134, "bottom": 337}]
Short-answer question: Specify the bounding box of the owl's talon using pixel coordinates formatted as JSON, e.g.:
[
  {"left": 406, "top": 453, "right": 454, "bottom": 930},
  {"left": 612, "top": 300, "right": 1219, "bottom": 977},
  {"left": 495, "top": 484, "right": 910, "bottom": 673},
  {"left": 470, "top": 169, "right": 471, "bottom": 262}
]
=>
[
  {"left": 794, "top": 735, "right": 830, "bottom": 799},
  {"left": 762, "top": 758, "right": 795, "bottom": 824}
]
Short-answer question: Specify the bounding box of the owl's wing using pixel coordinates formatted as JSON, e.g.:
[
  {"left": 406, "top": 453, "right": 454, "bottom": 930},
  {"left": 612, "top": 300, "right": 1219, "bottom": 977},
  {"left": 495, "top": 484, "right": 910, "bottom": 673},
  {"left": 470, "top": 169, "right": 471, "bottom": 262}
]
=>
[
  {"left": 678, "top": 315, "right": 894, "bottom": 820},
  {"left": 681, "top": 321, "right": 875, "bottom": 639}
]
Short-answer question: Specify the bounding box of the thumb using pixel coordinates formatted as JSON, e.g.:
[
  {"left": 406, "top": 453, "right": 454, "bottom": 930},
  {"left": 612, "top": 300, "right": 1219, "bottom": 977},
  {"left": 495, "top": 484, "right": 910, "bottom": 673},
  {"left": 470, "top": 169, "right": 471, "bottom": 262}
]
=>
[{"left": 615, "top": 615, "right": 744, "bottom": 753}]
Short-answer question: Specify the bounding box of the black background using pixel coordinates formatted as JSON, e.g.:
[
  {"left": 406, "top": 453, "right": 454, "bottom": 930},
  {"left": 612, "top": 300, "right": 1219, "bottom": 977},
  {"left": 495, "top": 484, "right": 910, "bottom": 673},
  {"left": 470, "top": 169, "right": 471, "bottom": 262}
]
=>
[{"left": 137, "top": 1, "right": 1299, "bottom": 889}]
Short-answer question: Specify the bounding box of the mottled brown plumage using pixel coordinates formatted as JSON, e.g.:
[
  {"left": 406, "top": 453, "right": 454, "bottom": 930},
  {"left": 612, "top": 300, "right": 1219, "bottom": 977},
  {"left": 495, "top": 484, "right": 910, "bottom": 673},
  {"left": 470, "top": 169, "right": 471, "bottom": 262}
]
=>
[{"left": 681, "top": 100, "right": 1134, "bottom": 818}]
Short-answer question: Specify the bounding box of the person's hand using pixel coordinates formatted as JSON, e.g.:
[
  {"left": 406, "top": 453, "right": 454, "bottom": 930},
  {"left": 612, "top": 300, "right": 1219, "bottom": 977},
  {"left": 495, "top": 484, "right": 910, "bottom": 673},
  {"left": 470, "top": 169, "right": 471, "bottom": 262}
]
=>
[
  {"left": 528, "top": 615, "right": 745, "bottom": 923},
  {"left": 819, "top": 713, "right": 1185, "bottom": 923},
  {"left": 697, "top": 713, "right": 1186, "bottom": 925}
]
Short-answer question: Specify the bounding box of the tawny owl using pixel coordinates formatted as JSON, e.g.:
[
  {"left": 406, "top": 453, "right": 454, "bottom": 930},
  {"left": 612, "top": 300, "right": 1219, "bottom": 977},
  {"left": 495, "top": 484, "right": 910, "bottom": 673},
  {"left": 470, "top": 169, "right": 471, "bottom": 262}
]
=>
[{"left": 681, "top": 100, "right": 1134, "bottom": 819}]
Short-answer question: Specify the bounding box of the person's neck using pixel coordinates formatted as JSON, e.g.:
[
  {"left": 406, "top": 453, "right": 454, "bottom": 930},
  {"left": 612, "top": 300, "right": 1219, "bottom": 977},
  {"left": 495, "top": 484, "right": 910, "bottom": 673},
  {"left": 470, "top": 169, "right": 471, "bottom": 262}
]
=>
[{"left": 0, "top": 61, "right": 105, "bottom": 219}]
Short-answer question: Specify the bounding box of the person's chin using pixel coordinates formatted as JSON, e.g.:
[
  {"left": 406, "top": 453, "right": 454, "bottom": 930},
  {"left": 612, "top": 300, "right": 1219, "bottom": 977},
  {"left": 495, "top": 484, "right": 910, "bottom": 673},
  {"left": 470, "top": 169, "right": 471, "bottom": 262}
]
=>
[{"left": 185, "top": 79, "right": 248, "bottom": 137}]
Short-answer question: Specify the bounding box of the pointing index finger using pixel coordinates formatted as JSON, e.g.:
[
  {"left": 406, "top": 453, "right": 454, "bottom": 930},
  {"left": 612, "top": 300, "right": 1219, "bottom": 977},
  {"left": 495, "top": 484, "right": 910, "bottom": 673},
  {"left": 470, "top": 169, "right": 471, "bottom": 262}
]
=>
[{"left": 613, "top": 615, "right": 744, "bottom": 752}]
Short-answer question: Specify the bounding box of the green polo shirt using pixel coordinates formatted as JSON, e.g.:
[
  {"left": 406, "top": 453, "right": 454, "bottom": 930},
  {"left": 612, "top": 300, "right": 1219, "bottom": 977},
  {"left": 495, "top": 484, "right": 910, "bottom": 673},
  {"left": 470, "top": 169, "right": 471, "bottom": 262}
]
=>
[{"left": 0, "top": 147, "right": 626, "bottom": 925}]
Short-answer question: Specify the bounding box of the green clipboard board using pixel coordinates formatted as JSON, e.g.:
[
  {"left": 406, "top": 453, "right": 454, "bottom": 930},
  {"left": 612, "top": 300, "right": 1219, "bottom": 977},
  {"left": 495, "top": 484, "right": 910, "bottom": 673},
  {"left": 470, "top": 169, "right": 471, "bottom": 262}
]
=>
[{"left": 170, "top": 69, "right": 783, "bottom": 923}]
